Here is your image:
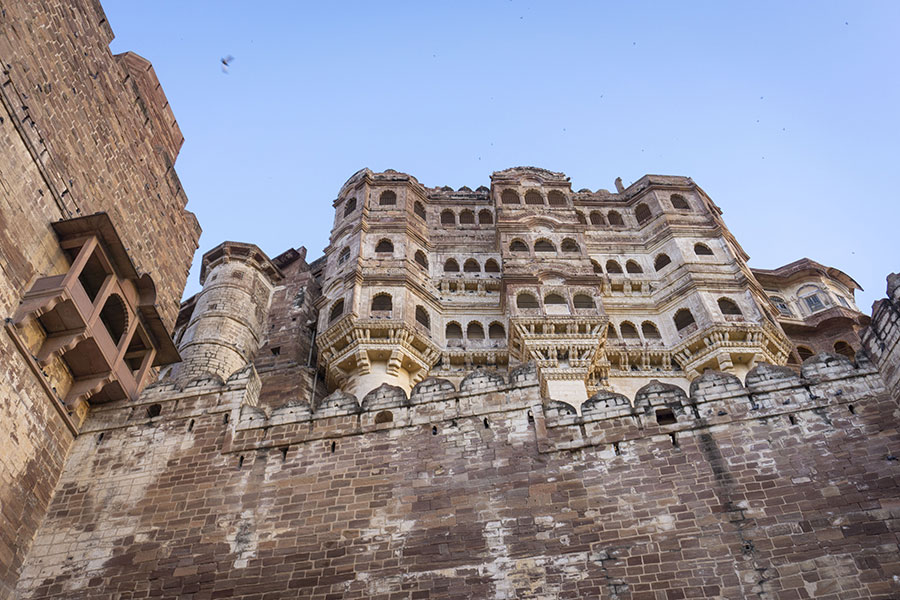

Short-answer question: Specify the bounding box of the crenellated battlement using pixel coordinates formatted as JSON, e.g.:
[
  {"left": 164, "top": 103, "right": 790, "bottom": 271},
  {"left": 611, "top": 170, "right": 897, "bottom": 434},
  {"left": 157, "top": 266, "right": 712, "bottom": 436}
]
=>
[{"left": 77, "top": 349, "right": 887, "bottom": 471}]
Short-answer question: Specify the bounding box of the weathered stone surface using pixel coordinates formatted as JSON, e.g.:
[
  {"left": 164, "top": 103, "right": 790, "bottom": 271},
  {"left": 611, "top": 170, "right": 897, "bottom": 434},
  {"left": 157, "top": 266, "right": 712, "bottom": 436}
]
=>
[{"left": 3, "top": 2, "right": 899, "bottom": 599}]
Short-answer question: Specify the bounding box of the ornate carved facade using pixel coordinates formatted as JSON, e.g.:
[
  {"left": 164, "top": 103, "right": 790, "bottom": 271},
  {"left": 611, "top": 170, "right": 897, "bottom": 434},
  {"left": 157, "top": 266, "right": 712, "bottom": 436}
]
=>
[{"left": 279, "top": 167, "right": 864, "bottom": 404}]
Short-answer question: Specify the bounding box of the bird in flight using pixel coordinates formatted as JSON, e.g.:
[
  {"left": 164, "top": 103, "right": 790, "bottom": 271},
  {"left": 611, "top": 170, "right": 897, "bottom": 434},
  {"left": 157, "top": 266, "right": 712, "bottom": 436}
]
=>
[{"left": 221, "top": 55, "right": 234, "bottom": 74}]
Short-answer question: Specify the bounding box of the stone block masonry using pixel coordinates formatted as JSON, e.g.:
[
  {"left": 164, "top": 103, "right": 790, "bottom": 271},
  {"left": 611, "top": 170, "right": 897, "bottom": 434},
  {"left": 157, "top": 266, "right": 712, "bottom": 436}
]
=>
[
  {"left": 15, "top": 353, "right": 900, "bottom": 599},
  {"left": 0, "top": 1, "right": 199, "bottom": 596}
]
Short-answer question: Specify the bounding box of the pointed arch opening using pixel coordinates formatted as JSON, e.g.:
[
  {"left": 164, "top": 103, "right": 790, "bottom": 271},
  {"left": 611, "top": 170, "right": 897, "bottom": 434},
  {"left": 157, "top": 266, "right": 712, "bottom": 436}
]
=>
[
  {"left": 501, "top": 189, "right": 520, "bottom": 204},
  {"left": 548, "top": 190, "right": 566, "bottom": 206},
  {"left": 534, "top": 239, "right": 556, "bottom": 253},
  {"left": 379, "top": 190, "right": 397, "bottom": 206},
  {"left": 561, "top": 238, "right": 580, "bottom": 253},
  {"left": 524, "top": 190, "right": 544, "bottom": 205},
  {"left": 329, "top": 299, "right": 345, "bottom": 323},
  {"left": 509, "top": 239, "right": 528, "bottom": 252},
  {"left": 573, "top": 294, "right": 594, "bottom": 309},
  {"left": 694, "top": 243, "right": 713, "bottom": 256},
  {"left": 641, "top": 321, "right": 661, "bottom": 339},
  {"left": 371, "top": 294, "right": 392, "bottom": 313},
  {"left": 717, "top": 297, "right": 742, "bottom": 316},
  {"left": 516, "top": 292, "right": 539, "bottom": 309},
  {"left": 673, "top": 308, "right": 695, "bottom": 332},
  {"left": 620, "top": 321, "right": 639, "bottom": 339},
  {"left": 635, "top": 203, "right": 652, "bottom": 224},
  {"left": 654, "top": 254, "right": 672, "bottom": 271},
  {"left": 415, "top": 306, "right": 430, "bottom": 329}
]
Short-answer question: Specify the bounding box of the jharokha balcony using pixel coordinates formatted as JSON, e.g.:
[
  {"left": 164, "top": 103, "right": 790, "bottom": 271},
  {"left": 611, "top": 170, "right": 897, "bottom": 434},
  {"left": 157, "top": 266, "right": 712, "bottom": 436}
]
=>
[{"left": 9, "top": 214, "right": 179, "bottom": 426}]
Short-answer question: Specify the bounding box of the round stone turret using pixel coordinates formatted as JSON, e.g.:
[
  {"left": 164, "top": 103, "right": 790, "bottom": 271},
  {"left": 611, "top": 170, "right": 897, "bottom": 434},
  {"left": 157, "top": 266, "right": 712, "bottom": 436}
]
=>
[{"left": 175, "top": 242, "right": 282, "bottom": 381}]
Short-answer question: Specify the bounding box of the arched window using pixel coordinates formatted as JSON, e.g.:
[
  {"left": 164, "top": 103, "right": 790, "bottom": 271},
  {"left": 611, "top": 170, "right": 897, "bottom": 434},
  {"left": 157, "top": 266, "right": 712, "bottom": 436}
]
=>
[
  {"left": 770, "top": 296, "right": 792, "bottom": 317},
  {"left": 501, "top": 189, "right": 520, "bottom": 204},
  {"left": 441, "top": 210, "right": 455, "bottom": 225},
  {"left": 590, "top": 211, "right": 605, "bottom": 226},
  {"left": 606, "top": 260, "right": 623, "bottom": 274},
  {"left": 517, "top": 292, "right": 539, "bottom": 309},
  {"left": 694, "top": 243, "right": 713, "bottom": 256},
  {"left": 414, "top": 250, "right": 428, "bottom": 269},
  {"left": 446, "top": 322, "right": 463, "bottom": 339},
  {"left": 478, "top": 209, "right": 493, "bottom": 225},
  {"left": 489, "top": 322, "right": 506, "bottom": 339},
  {"left": 635, "top": 203, "right": 652, "bottom": 224},
  {"left": 544, "top": 293, "right": 566, "bottom": 305},
  {"left": 561, "top": 238, "right": 579, "bottom": 253},
  {"left": 625, "top": 260, "right": 643, "bottom": 274},
  {"left": 797, "top": 346, "right": 814, "bottom": 362},
  {"left": 576, "top": 212, "right": 587, "bottom": 224},
  {"left": 717, "top": 297, "right": 742, "bottom": 316},
  {"left": 467, "top": 321, "right": 485, "bottom": 339},
  {"left": 592, "top": 260, "right": 603, "bottom": 274},
  {"left": 534, "top": 239, "right": 556, "bottom": 252},
  {"left": 671, "top": 194, "right": 690, "bottom": 210},
  {"left": 642, "top": 321, "right": 661, "bottom": 339},
  {"left": 99, "top": 293, "right": 128, "bottom": 345},
  {"left": 484, "top": 259, "right": 500, "bottom": 273},
  {"left": 459, "top": 209, "right": 475, "bottom": 224},
  {"left": 329, "top": 300, "right": 345, "bottom": 323},
  {"left": 607, "top": 211, "right": 624, "bottom": 226},
  {"left": 548, "top": 190, "right": 566, "bottom": 206},
  {"left": 463, "top": 259, "right": 480, "bottom": 273},
  {"left": 375, "top": 239, "right": 394, "bottom": 253},
  {"left": 509, "top": 240, "right": 528, "bottom": 252},
  {"left": 413, "top": 201, "right": 426, "bottom": 220},
  {"left": 619, "top": 321, "right": 639, "bottom": 339},
  {"left": 673, "top": 308, "right": 695, "bottom": 332},
  {"left": 371, "top": 294, "right": 392, "bottom": 312},
  {"left": 607, "top": 324, "right": 618, "bottom": 339},
  {"left": 415, "top": 306, "right": 430, "bottom": 329},
  {"left": 338, "top": 247, "right": 350, "bottom": 265},
  {"left": 444, "top": 258, "right": 460, "bottom": 272},
  {"left": 343, "top": 197, "right": 356, "bottom": 217},
  {"left": 573, "top": 294, "right": 594, "bottom": 309},
  {"left": 524, "top": 190, "right": 544, "bottom": 205},
  {"left": 834, "top": 341, "right": 855, "bottom": 361},
  {"left": 379, "top": 190, "right": 397, "bottom": 206},
  {"left": 654, "top": 254, "right": 671, "bottom": 271}
]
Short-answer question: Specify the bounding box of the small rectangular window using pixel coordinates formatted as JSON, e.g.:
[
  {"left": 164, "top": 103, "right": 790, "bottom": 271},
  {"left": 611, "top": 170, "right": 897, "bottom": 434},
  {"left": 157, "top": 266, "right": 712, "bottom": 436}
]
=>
[
  {"left": 837, "top": 296, "right": 849, "bottom": 308},
  {"left": 804, "top": 294, "right": 824, "bottom": 311}
]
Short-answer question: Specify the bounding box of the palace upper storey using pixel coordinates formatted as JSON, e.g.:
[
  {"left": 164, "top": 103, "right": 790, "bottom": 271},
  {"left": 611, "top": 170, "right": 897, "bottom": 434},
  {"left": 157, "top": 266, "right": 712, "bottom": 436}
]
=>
[{"left": 168, "top": 167, "right": 869, "bottom": 405}]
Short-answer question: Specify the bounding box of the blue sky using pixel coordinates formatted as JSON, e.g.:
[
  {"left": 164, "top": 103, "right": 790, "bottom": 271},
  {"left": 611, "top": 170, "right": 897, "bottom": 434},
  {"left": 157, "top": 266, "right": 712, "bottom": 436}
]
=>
[{"left": 104, "top": 1, "right": 899, "bottom": 310}]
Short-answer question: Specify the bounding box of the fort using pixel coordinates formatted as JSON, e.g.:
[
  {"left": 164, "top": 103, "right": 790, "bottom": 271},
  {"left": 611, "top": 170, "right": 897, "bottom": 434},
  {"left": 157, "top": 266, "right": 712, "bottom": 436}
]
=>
[{"left": 2, "top": 2, "right": 899, "bottom": 599}]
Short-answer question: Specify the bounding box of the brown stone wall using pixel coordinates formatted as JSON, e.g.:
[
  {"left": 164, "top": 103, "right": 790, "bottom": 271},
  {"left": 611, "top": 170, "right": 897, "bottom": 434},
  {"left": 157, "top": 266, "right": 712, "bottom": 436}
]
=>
[
  {"left": 0, "top": 337, "right": 75, "bottom": 600},
  {"left": 254, "top": 250, "right": 327, "bottom": 410},
  {"left": 862, "top": 274, "right": 900, "bottom": 398},
  {"left": 0, "top": 0, "right": 200, "bottom": 328},
  {"left": 0, "top": 2, "right": 198, "bottom": 596},
  {"left": 15, "top": 357, "right": 900, "bottom": 599}
]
